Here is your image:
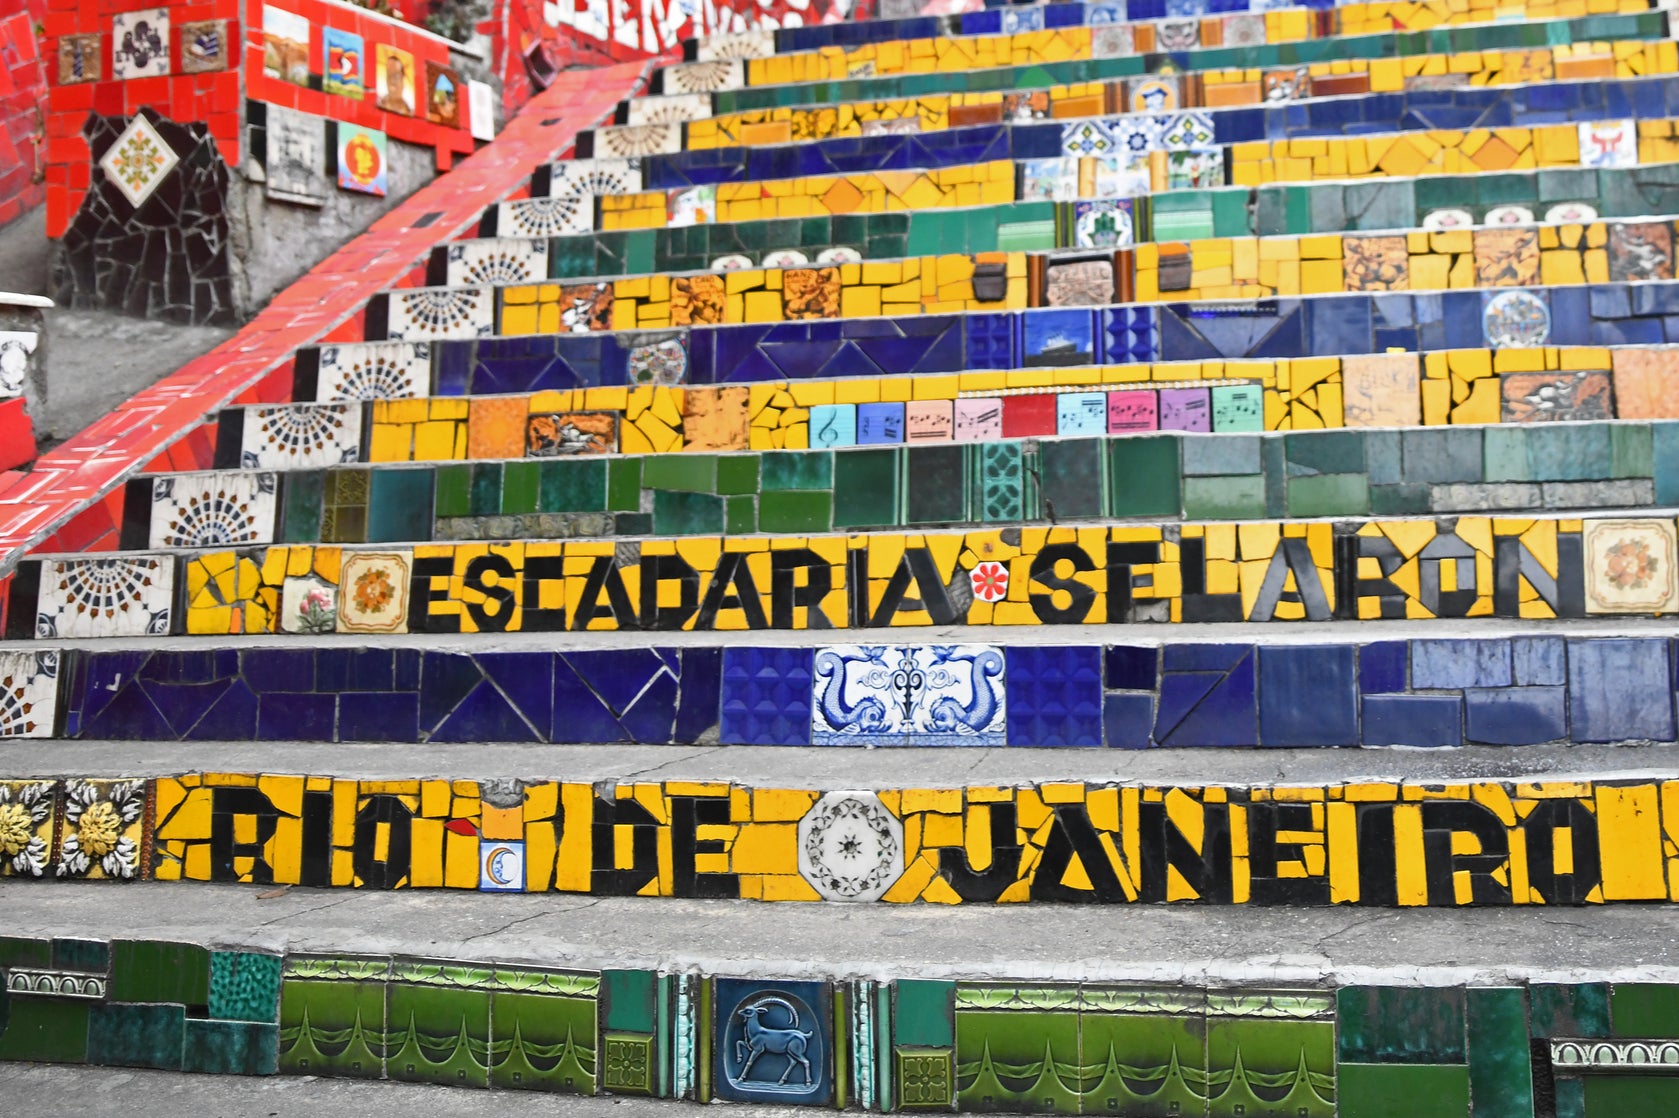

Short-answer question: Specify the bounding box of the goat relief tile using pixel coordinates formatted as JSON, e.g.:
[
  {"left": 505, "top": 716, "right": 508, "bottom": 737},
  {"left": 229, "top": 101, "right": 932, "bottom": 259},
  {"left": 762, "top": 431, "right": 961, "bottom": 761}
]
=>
[
  {"left": 387, "top": 288, "right": 493, "bottom": 340},
  {"left": 0, "top": 651, "right": 58, "bottom": 739},
  {"left": 446, "top": 239, "right": 547, "bottom": 285},
  {"left": 1584, "top": 520, "right": 1679, "bottom": 614},
  {"left": 36, "top": 556, "right": 175, "bottom": 639},
  {"left": 714, "top": 979, "right": 832, "bottom": 1105},
  {"left": 316, "top": 341, "right": 429, "bottom": 400},
  {"left": 150, "top": 473, "right": 277, "bottom": 548},
  {"left": 811, "top": 645, "right": 1006, "bottom": 746},
  {"left": 242, "top": 403, "right": 362, "bottom": 469},
  {"left": 337, "top": 551, "right": 412, "bottom": 633},
  {"left": 111, "top": 8, "right": 169, "bottom": 78}
]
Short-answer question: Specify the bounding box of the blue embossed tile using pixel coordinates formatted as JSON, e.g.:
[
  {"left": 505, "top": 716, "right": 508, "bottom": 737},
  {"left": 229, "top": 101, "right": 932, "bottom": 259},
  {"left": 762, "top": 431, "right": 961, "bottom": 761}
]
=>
[
  {"left": 1105, "top": 645, "right": 1158, "bottom": 690},
  {"left": 713, "top": 978, "right": 832, "bottom": 1106},
  {"left": 1258, "top": 645, "right": 1356, "bottom": 747},
  {"left": 1362, "top": 695, "right": 1462, "bottom": 747},
  {"left": 721, "top": 647, "right": 814, "bottom": 746},
  {"left": 1155, "top": 645, "right": 1256, "bottom": 747},
  {"left": 858, "top": 402, "right": 905, "bottom": 445},
  {"left": 809, "top": 404, "right": 856, "bottom": 448},
  {"left": 1567, "top": 639, "right": 1675, "bottom": 743},
  {"left": 1411, "top": 640, "right": 1512, "bottom": 689},
  {"left": 1104, "top": 693, "right": 1154, "bottom": 748},
  {"left": 1464, "top": 687, "right": 1566, "bottom": 745},
  {"left": 1005, "top": 646, "right": 1102, "bottom": 747},
  {"left": 1359, "top": 642, "right": 1407, "bottom": 694}
]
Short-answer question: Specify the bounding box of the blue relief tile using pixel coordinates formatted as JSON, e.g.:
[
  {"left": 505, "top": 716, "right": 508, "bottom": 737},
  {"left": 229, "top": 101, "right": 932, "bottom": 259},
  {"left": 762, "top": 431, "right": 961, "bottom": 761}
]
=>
[
  {"left": 1464, "top": 687, "right": 1567, "bottom": 745},
  {"left": 1567, "top": 639, "right": 1675, "bottom": 743},
  {"left": 1005, "top": 646, "right": 1103, "bottom": 747},
  {"left": 338, "top": 693, "right": 420, "bottom": 743},
  {"left": 1362, "top": 695, "right": 1463, "bottom": 747},
  {"left": 1104, "top": 692, "right": 1154, "bottom": 748},
  {"left": 428, "top": 680, "right": 543, "bottom": 743},
  {"left": 475, "top": 653, "right": 555, "bottom": 738},
  {"left": 1105, "top": 645, "right": 1158, "bottom": 690},
  {"left": 1258, "top": 645, "right": 1357, "bottom": 747},
  {"left": 256, "top": 693, "right": 335, "bottom": 741},
  {"left": 712, "top": 978, "right": 832, "bottom": 1106},
  {"left": 1512, "top": 637, "right": 1565, "bottom": 686},
  {"left": 1412, "top": 639, "right": 1512, "bottom": 689},
  {"left": 675, "top": 647, "right": 723, "bottom": 744},
  {"left": 1359, "top": 642, "right": 1408, "bottom": 694},
  {"left": 813, "top": 645, "right": 1005, "bottom": 746},
  {"left": 720, "top": 647, "right": 814, "bottom": 746},
  {"left": 963, "top": 313, "right": 1015, "bottom": 370},
  {"left": 1154, "top": 647, "right": 1257, "bottom": 747}
]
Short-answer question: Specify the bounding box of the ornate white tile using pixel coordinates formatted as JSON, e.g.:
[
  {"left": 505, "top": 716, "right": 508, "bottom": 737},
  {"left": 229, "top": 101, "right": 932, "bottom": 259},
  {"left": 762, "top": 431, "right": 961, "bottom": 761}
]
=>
[
  {"left": 626, "top": 92, "right": 713, "bottom": 126},
  {"left": 149, "top": 471, "right": 278, "bottom": 549},
  {"left": 497, "top": 196, "right": 592, "bottom": 237},
  {"left": 110, "top": 8, "right": 169, "bottom": 78},
  {"left": 797, "top": 792, "right": 904, "bottom": 901},
  {"left": 662, "top": 59, "right": 745, "bottom": 94},
  {"left": 0, "top": 651, "right": 59, "bottom": 739},
  {"left": 811, "top": 645, "right": 1006, "bottom": 746},
  {"left": 36, "top": 556, "right": 175, "bottom": 639},
  {"left": 1091, "top": 23, "right": 1135, "bottom": 59},
  {"left": 99, "top": 114, "right": 179, "bottom": 208},
  {"left": 547, "top": 157, "right": 642, "bottom": 198},
  {"left": 593, "top": 122, "right": 681, "bottom": 158},
  {"left": 445, "top": 238, "right": 548, "bottom": 285},
  {"left": 337, "top": 550, "right": 412, "bottom": 633},
  {"left": 241, "top": 402, "right": 363, "bottom": 469},
  {"left": 0, "top": 331, "right": 37, "bottom": 398},
  {"left": 386, "top": 286, "right": 494, "bottom": 341},
  {"left": 1221, "top": 12, "right": 1266, "bottom": 47},
  {"left": 316, "top": 340, "right": 429, "bottom": 401},
  {"left": 696, "top": 28, "right": 775, "bottom": 61},
  {"left": 1584, "top": 519, "right": 1679, "bottom": 614}
]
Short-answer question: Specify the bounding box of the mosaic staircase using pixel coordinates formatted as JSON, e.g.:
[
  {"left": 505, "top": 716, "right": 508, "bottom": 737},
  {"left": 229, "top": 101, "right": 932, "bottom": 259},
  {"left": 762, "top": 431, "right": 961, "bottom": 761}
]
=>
[{"left": 10, "top": 2, "right": 1679, "bottom": 1115}]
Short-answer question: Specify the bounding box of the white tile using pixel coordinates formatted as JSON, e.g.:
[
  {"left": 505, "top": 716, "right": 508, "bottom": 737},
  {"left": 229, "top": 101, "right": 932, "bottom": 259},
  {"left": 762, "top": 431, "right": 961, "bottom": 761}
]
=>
[
  {"left": 796, "top": 792, "right": 904, "bottom": 902},
  {"left": 99, "top": 114, "right": 179, "bottom": 208},
  {"left": 626, "top": 92, "right": 713, "bottom": 126},
  {"left": 110, "top": 8, "right": 170, "bottom": 78},
  {"left": 149, "top": 471, "right": 278, "bottom": 548},
  {"left": 811, "top": 645, "right": 1006, "bottom": 745},
  {"left": 662, "top": 59, "right": 745, "bottom": 94},
  {"left": 695, "top": 28, "right": 775, "bottom": 61},
  {"left": 386, "top": 286, "right": 494, "bottom": 341},
  {"left": 445, "top": 238, "right": 548, "bottom": 285},
  {"left": 35, "top": 556, "right": 175, "bottom": 639},
  {"left": 592, "top": 122, "right": 682, "bottom": 158},
  {"left": 497, "top": 196, "right": 592, "bottom": 237},
  {"left": 0, "top": 652, "right": 59, "bottom": 739},
  {"left": 240, "top": 402, "right": 363, "bottom": 469},
  {"left": 316, "top": 340, "right": 430, "bottom": 401}
]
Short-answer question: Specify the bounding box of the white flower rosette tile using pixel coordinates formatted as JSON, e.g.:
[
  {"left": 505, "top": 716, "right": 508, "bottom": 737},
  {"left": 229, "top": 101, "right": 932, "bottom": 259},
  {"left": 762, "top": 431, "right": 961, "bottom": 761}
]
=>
[
  {"left": 445, "top": 238, "right": 548, "bottom": 285},
  {"left": 150, "top": 472, "right": 277, "bottom": 548},
  {"left": 811, "top": 645, "right": 1006, "bottom": 746},
  {"left": 387, "top": 286, "right": 493, "bottom": 341},
  {"left": 627, "top": 92, "right": 713, "bottom": 126},
  {"left": 797, "top": 791, "right": 904, "bottom": 902},
  {"left": 498, "top": 196, "right": 593, "bottom": 237}
]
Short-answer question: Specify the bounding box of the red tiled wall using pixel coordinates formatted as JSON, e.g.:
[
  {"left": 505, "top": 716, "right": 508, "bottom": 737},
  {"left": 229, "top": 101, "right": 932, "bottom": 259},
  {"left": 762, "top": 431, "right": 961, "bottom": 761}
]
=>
[{"left": 0, "top": 0, "right": 49, "bottom": 228}]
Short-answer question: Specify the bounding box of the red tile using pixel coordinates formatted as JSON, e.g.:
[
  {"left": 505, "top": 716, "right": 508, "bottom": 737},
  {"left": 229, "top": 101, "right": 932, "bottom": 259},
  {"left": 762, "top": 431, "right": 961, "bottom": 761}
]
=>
[{"left": 1001, "top": 395, "right": 1059, "bottom": 438}]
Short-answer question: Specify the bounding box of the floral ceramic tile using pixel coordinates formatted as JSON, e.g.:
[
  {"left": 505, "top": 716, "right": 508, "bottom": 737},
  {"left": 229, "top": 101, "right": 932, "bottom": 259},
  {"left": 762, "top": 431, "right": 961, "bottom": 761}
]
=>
[
  {"left": 36, "top": 556, "right": 175, "bottom": 639},
  {"left": 0, "top": 780, "right": 56, "bottom": 877},
  {"left": 111, "top": 8, "right": 169, "bottom": 78},
  {"left": 626, "top": 331, "right": 689, "bottom": 384},
  {"left": 150, "top": 471, "right": 278, "bottom": 549},
  {"left": 1584, "top": 520, "right": 1679, "bottom": 614},
  {"left": 593, "top": 122, "right": 681, "bottom": 158},
  {"left": 1060, "top": 121, "right": 1119, "bottom": 158},
  {"left": 241, "top": 402, "right": 362, "bottom": 469},
  {"left": 497, "top": 196, "right": 592, "bottom": 238},
  {"left": 526, "top": 412, "right": 617, "bottom": 456},
  {"left": 0, "top": 651, "right": 58, "bottom": 739},
  {"left": 547, "top": 157, "right": 642, "bottom": 199},
  {"left": 1090, "top": 23, "right": 1134, "bottom": 58},
  {"left": 337, "top": 551, "right": 412, "bottom": 633},
  {"left": 796, "top": 792, "right": 904, "bottom": 902},
  {"left": 445, "top": 238, "right": 547, "bottom": 285},
  {"left": 695, "top": 28, "right": 774, "bottom": 60},
  {"left": 662, "top": 59, "right": 745, "bottom": 94},
  {"left": 811, "top": 645, "right": 1006, "bottom": 746},
  {"left": 1482, "top": 289, "right": 1550, "bottom": 349},
  {"left": 280, "top": 575, "right": 338, "bottom": 634},
  {"left": 1579, "top": 119, "right": 1638, "bottom": 169},
  {"left": 1608, "top": 222, "right": 1675, "bottom": 282},
  {"left": 816, "top": 247, "right": 862, "bottom": 265},
  {"left": 387, "top": 287, "right": 494, "bottom": 341},
  {"left": 100, "top": 114, "right": 179, "bottom": 208},
  {"left": 761, "top": 249, "right": 809, "bottom": 268},
  {"left": 1160, "top": 113, "right": 1216, "bottom": 152},
  {"left": 626, "top": 92, "right": 712, "bottom": 126},
  {"left": 316, "top": 340, "right": 429, "bottom": 401},
  {"left": 1221, "top": 13, "right": 1266, "bottom": 47},
  {"left": 1342, "top": 236, "right": 1409, "bottom": 291},
  {"left": 55, "top": 779, "right": 145, "bottom": 879}
]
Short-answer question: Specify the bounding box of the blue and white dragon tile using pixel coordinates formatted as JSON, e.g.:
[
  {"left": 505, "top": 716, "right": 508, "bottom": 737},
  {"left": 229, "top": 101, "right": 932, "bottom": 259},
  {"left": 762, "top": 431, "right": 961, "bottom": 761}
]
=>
[{"left": 810, "top": 645, "right": 1006, "bottom": 746}]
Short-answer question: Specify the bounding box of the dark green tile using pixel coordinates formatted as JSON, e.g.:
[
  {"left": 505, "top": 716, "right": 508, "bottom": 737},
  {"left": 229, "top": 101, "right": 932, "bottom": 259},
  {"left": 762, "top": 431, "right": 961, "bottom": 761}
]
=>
[
  {"left": 1529, "top": 984, "right": 1610, "bottom": 1039},
  {"left": 1039, "top": 440, "right": 1103, "bottom": 521},
  {"left": 1337, "top": 986, "right": 1465, "bottom": 1063},
  {"left": 1337, "top": 1063, "right": 1468, "bottom": 1118},
  {"left": 1369, "top": 482, "right": 1432, "bottom": 515},
  {"left": 434, "top": 464, "right": 470, "bottom": 518},
  {"left": 1108, "top": 437, "right": 1181, "bottom": 518},
  {"left": 280, "top": 471, "right": 326, "bottom": 542},
  {"left": 368, "top": 469, "right": 434, "bottom": 542},
  {"left": 0, "top": 996, "right": 90, "bottom": 1063},
  {"left": 88, "top": 1002, "right": 185, "bottom": 1070},
  {"left": 725, "top": 495, "right": 756, "bottom": 534},
  {"left": 1184, "top": 476, "right": 1267, "bottom": 520},
  {"left": 1477, "top": 173, "right": 1538, "bottom": 205},
  {"left": 278, "top": 978, "right": 385, "bottom": 1078},
  {"left": 905, "top": 445, "right": 969, "bottom": 524},
  {"left": 604, "top": 970, "right": 655, "bottom": 1034},
  {"left": 490, "top": 989, "right": 596, "bottom": 1093},
  {"left": 469, "top": 462, "right": 503, "bottom": 516},
  {"left": 615, "top": 512, "right": 652, "bottom": 535},
  {"left": 957, "top": 1007, "right": 1080, "bottom": 1114},
  {"left": 387, "top": 980, "right": 490, "bottom": 1088},
  {"left": 1080, "top": 1005, "right": 1206, "bottom": 1118},
  {"left": 834, "top": 448, "right": 899, "bottom": 528},
  {"left": 1555, "top": 1077, "right": 1585, "bottom": 1118},
  {"left": 759, "top": 491, "right": 832, "bottom": 533},
  {"left": 500, "top": 461, "right": 541, "bottom": 515},
  {"left": 541, "top": 459, "right": 607, "bottom": 513},
  {"left": 183, "top": 1019, "right": 279, "bottom": 1075},
  {"left": 1613, "top": 984, "right": 1679, "bottom": 1037},
  {"left": 111, "top": 940, "right": 209, "bottom": 1006},
  {"left": 607, "top": 458, "right": 642, "bottom": 512},
  {"left": 53, "top": 938, "right": 109, "bottom": 972},
  {"left": 644, "top": 453, "right": 716, "bottom": 493},
  {"left": 896, "top": 981, "right": 953, "bottom": 1047},
  {"left": 716, "top": 455, "right": 761, "bottom": 496},
  {"left": 1467, "top": 987, "right": 1534, "bottom": 1118},
  {"left": 1287, "top": 473, "right": 1369, "bottom": 517},
  {"left": 0, "top": 936, "right": 50, "bottom": 969},
  {"left": 210, "top": 951, "right": 283, "bottom": 1024},
  {"left": 1285, "top": 430, "right": 1365, "bottom": 476},
  {"left": 761, "top": 450, "right": 833, "bottom": 491},
  {"left": 653, "top": 490, "right": 725, "bottom": 536},
  {"left": 1584, "top": 1075, "right": 1679, "bottom": 1114}
]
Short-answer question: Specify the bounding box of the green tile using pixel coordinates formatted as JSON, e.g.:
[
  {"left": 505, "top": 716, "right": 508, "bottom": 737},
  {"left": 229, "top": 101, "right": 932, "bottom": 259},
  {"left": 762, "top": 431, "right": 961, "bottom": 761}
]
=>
[
  {"left": 1584, "top": 1075, "right": 1679, "bottom": 1114},
  {"left": 0, "top": 996, "right": 90, "bottom": 1063},
  {"left": 490, "top": 989, "right": 595, "bottom": 1093},
  {"left": 957, "top": 1007, "right": 1081, "bottom": 1114},
  {"left": 644, "top": 453, "right": 716, "bottom": 493},
  {"left": 0, "top": 936, "right": 51, "bottom": 969},
  {"left": 278, "top": 978, "right": 385, "bottom": 1078},
  {"left": 1467, "top": 988, "right": 1534, "bottom": 1118},
  {"left": 1337, "top": 1064, "right": 1468, "bottom": 1118},
  {"left": 1039, "top": 440, "right": 1104, "bottom": 520},
  {"left": 834, "top": 448, "right": 899, "bottom": 528},
  {"left": 1483, "top": 428, "right": 1531, "bottom": 482},
  {"left": 500, "top": 461, "right": 541, "bottom": 514},
  {"left": 1184, "top": 475, "right": 1267, "bottom": 520},
  {"left": 1080, "top": 1005, "right": 1205, "bottom": 1118},
  {"left": 1528, "top": 983, "right": 1610, "bottom": 1039},
  {"left": 1108, "top": 436, "right": 1182, "bottom": 518},
  {"left": 367, "top": 469, "right": 434, "bottom": 542},
  {"left": 210, "top": 951, "right": 283, "bottom": 1024},
  {"left": 1612, "top": 984, "right": 1679, "bottom": 1037},
  {"left": 725, "top": 495, "right": 756, "bottom": 534},
  {"left": 1556, "top": 1077, "right": 1585, "bottom": 1118},
  {"left": 896, "top": 981, "right": 953, "bottom": 1047},
  {"left": 434, "top": 464, "right": 470, "bottom": 518},
  {"left": 759, "top": 491, "right": 832, "bottom": 533},
  {"left": 604, "top": 970, "right": 655, "bottom": 1033},
  {"left": 469, "top": 462, "right": 502, "bottom": 516},
  {"left": 1285, "top": 430, "right": 1365, "bottom": 475},
  {"left": 1287, "top": 474, "right": 1369, "bottom": 517},
  {"left": 541, "top": 459, "right": 607, "bottom": 513},
  {"left": 716, "top": 455, "right": 761, "bottom": 496},
  {"left": 387, "top": 980, "right": 490, "bottom": 1088},
  {"left": 977, "top": 442, "right": 1023, "bottom": 522},
  {"left": 1477, "top": 173, "right": 1538, "bottom": 205},
  {"left": 1369, "top": 483, "right": 1432, "bottom": 515},
  {"left": 111, "top": 940, "right": 209, "bottom": 1006},
  {"left": 761, "top": 450, "right": 833, "bottom": 491},
  {"left": 1210, "top": 189, "right": 1252, "bottom": 237},
  {"left": 652, "top": 490, "right": 725, "bottom": 536},
  {"left": 607, "top": 458, "right": 642, "bottom": 512},
  {"left": 88, "top": 1002, "right": 185, "bottom": 1070},
  {"left": 1613, "top": 424, "right": 1654, "bottom": 478},
  {"left": 1337, "top": 986, "right": 1465, "bottom": 1064},
  {"left": 996, "top": 221, "right": 1056, "bottom": 252},
  {"left": 53, "top": 938, "right": 109, "bottom": 971},
  {"left": 280, "top": 471, "right": 326, "bottom": 542},
  {"left": 1526, "top": 425, "right": 1611, "bottom": 482},
  {"left": 905, "top": 445, "right": 969, "bottom": 524},
  {"left": 183, "top": 1019, "right": 279, "bottom": 1075},
  {"left": 1206, "top": 1015, "right": 1334, "bottom": 1118}
]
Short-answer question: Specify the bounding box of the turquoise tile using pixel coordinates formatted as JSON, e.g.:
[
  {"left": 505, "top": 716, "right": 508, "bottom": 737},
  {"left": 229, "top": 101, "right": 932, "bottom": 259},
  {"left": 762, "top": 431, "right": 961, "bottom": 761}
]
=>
[
  {"left": 1338, "top": 987, "right": 1465, "bottom": 1063},
  {"left": 1467, "top": 988, "right": 1533, "bottom": 1118}
]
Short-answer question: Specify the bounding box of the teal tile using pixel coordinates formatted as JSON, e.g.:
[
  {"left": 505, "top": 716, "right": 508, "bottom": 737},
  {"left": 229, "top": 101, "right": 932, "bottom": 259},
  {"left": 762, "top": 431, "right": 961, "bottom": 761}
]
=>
[
  {"left": 1039, "top": 440, "right": 1104, "bottom": 520},
  {"left": 210, "top": 951, "right": 283, "bottom": 1024},
  {"left": 1287, "top": 473, "right": 1369, "bottom": 517},
  {"left": 716, "top": 455, "right": 761, "bottom": 496},
  {"left": 759, "top": 491, "right": 831, "bottom": 533},
  {"left": 1184, "top": 475, "right": 1267, "bottom": 520},
  {"left": 644, "top": 453, "right": 716, "bottom": 493},
  {"left": 500, "top": 461, "right": 541, "bottom": 515},
  {"left": 761, "top": 450, "right": 833, "bottom": 491},
  {"left": 280, "top": 471, "right": 326, "bottom": 542},
  {"left": 53, "top": 939, "right": 109, "bottom": 971},
  {"left": 541, "top": 459, "right": 607, "bottom": 513},
  {"left": 88, "top": 1002, "right": 185, "bottom": 1070},
  {"left": 183, "top": 1019, "right": 279, "bottom": 1075},
  {"left": 1338, "top": 1064, "right": 1468, "bottom": 1118},
  {"left": 1526, "top": 425, "right": 1611, "bottom": 482},
  {"left": 896, "top": 980, "right": 954, "bottom": 1047},
  {"left": 111, "top": 940, "right": 209, "bottom": 1006},
  {"left": 469, "top": 462, "right": 502, "bottom": 516},
  {"left": 1337, "top": 986, "right": 1465, "bottom": 1063},
  {"left": 604, "top": 970, "right": 655, "bottom": 1033},
  {"left": 1613, "top": 424, "right": 1654, "bottom": 479},
  {"left": 1467, "top": 987, "right": 1534, "bottom": 1118},
  {"left": 977, "top": 442, "right": 1023, "bottom": 522},
  {"left": 1612, "top": 984, "right": 1679, "bottom": 1037},
  {"left": 1529, "top": 983, "right": 1609, "bottom": 1039},
  {"left": 1285, "top": 430, "right": 1365, "bottom": 476},
  {"left": 834, "top": 448, "right": 899, "bottom": 528},
  {"left": 652, "top": 490, "right": 725, "bottom": 536},
  {"left": 607, "top": 458, "right": 642, "bottom": 512},
  {"left": 1483, "top": 428, "right": 1530, "bottom": 482},
  {"left": 1370, "top": 483, "right": 1431, "bottom": 515},
  {"left": 1555, "top": 1077, "right": 1585, "bottom": 1118},
  {"left": 368, "top": 469, "right": 434, "bottom": 542},
  {"left": 1108, "top": 437, "right": 1181, "bottom": 518}
]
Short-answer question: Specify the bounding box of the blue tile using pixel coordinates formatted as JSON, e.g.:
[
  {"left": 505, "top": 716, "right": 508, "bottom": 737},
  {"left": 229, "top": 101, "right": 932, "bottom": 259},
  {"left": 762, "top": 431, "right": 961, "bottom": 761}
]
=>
[
  {"left": 315, "top": 648, "right": 395, "bottom": 693},
  {"left": 567, "top": 649, "right": 673, "bottom": 715},
  {"left": 1463, "top": 687, "right": 1566, "bottom": 745},
  {"left": 857, "top": 402, "right": 905, "bottom": 445},
  {"left": 1362, "top": 695, "right": 1463, "bottom": 747},
  {"left": 1162, "top": 643, "right": 1249, "bottom": 672},
  {"left": 675, "top": 647, "right": 723, "bottom": 744},
  {"left": 428, "top": 680, "right": 543, "bottom": 743},
  {"left": 1359, "top": 641, "right": 1408, "bottom": 694},
  {"left": 1412, "top": 639, "right": 1512, "bottom": 689},
  {"left": 1155, "top": 649, "right": 1257, "bottom": 747},
  {"left": 720, "top": 647, "right": 814, "bottom": 746},
  {"left": 337, "top": 693, "right": 420, "bottom": 743},
  {"left": 1105, "top": 645, "right": 1158, "bottom": 690},
  {"left": 476, "top": 652, "right": 555, "bottom": 738},
  {"left": 1258, "top": 645, "right": 1357, "bottom": 747},
  {"left": 1512, "top": 637, "right": 1565, "bottom": 686},
  {"left": 256, "top": 692, "right": 335, "bottom": 741},
  {"left": 713, "top": 978, "right": 832, "bottom": 1106},
  {"left": 1005, "top": 646, "right": 1103, "bottom": 747},
  {"left": 239, "top": 649, "right": 315, "bottom": 693},
  {"left": 1104, "top": 693, "right": 1154, "bottom": 749},
  {"left": 619, "top": 669, "right": 680, "bottom": 744},
  {"left": 1567, "top": 639, "right": 1675, "bottom": 743},
  {"left": 417, "top": 652, "right": 487, "bottom": 732}
]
